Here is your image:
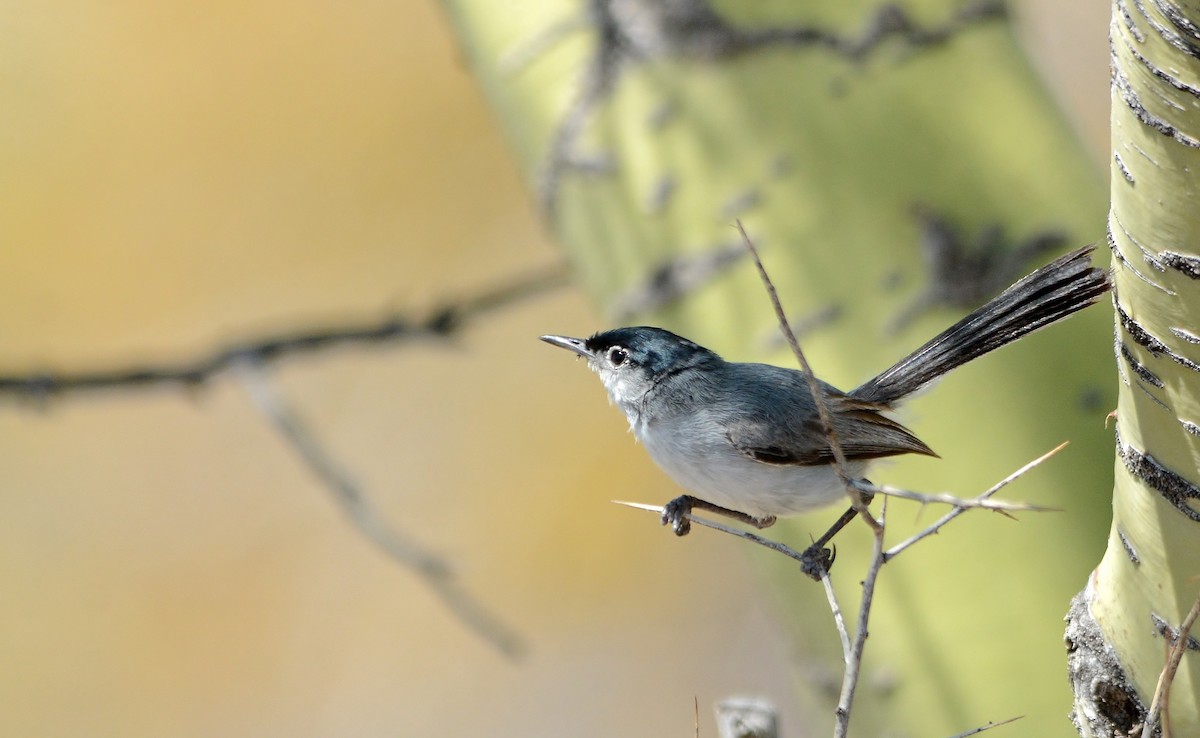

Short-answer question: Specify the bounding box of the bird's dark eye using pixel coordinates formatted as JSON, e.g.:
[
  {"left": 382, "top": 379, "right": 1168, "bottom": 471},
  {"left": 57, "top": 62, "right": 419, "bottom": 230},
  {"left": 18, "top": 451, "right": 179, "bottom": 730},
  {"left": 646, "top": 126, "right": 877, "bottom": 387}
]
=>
[{"left": 607, "top": 346, "right": 629, "bottom": 367}]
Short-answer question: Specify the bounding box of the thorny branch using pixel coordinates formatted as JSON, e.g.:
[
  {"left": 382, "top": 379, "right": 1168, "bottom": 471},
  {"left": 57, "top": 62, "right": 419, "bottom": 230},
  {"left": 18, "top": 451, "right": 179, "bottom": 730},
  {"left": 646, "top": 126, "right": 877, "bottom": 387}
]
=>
[
  {"left": 883, "top": 442, "right": 1066, "bottom": 562},
  {"left": 617, "top": 447, "right": 1057, "bottom": 735},
  {"left": 613, "top": 450, "right": 1060, "bottom": 570},
  {"left": 867, "top": 481, "right": 1053, "bottom": 515}
]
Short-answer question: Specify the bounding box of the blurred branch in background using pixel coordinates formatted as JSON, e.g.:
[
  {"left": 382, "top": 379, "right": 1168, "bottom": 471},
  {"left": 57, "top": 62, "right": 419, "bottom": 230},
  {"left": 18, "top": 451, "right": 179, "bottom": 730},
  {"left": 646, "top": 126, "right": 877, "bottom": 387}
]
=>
[
  {"left": 0, "top": 263, "right": 570, "bottom": 657},
  {"left": 238, "top": 362, "right": 525, "bottom": 658},
  {"left": 888, "top": 208, "right": 1068, "bottom": 334},
  {"left": 526, "top": 0, "right": 1008, "bottom": 216},
  {"left": 0, "top": 263, "right": 568, "bottom": 400}
]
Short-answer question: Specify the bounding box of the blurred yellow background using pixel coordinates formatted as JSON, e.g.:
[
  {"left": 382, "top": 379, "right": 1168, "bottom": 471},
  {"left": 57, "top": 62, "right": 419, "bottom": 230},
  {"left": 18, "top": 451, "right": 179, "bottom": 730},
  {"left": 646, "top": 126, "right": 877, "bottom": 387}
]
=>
[{"left": 0, "top": 2, "right": 1107, "bottom": 736}]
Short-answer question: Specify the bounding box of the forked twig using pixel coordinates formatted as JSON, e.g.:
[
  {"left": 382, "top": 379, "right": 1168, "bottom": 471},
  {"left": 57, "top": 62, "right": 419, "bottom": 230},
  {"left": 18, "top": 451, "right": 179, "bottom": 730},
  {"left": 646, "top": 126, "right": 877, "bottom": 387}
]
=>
[
  {"left": 884, "top": 442, "right": 1066, "bottom": 562},
  {"left": 869, "top": 483, "right": 1053, "bottom": 513},
  {"left": 822, "top": 496, "right": 887, "bottom": 738},
  {"left": 238, "top": 361, "right": 524, "bottom": 658}
]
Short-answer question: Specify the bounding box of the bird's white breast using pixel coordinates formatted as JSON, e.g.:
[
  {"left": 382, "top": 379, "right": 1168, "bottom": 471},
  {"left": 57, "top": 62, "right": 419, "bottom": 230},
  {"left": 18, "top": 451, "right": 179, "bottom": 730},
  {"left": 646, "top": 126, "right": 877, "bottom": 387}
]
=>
[{"left": 635, "top": 413, "right": 865, "bottom": 519}]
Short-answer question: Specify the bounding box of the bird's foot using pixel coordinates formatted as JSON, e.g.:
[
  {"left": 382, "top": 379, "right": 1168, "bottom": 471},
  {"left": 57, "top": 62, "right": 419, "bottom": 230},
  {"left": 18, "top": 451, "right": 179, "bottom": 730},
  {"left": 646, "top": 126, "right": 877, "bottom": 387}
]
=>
[
  {"left": 661, "top": 496, "right": 694, "bottom": 536},
  {"left": 800, "top": 543, "right": 836, "bottom": 581}
]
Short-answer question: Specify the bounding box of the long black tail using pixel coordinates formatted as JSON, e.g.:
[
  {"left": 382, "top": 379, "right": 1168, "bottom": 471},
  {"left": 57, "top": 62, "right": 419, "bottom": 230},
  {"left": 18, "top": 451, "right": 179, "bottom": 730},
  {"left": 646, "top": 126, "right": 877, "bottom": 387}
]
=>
[{"left": 851, "top": 246, "right": 1111, "bottom": 406}]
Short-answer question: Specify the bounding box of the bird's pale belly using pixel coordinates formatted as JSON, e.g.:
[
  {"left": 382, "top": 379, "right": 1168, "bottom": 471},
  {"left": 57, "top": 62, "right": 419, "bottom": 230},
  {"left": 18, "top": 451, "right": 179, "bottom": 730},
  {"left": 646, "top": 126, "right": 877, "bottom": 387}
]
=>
[{"left": 638, "top": 421, "right": 866, "bottom": 519}]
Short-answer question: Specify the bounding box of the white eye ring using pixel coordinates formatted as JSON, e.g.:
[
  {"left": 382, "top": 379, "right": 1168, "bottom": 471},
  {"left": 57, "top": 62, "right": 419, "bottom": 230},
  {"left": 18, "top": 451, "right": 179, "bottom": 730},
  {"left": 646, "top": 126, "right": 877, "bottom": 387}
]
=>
[{"left": 607, "top": 346, "right": 629, "bottom": 367}]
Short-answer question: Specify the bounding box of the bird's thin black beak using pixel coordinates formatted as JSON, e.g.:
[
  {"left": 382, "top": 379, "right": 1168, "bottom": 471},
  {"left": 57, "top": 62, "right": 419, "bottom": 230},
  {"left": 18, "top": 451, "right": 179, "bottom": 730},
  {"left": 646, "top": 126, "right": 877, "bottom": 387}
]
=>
[{"left": 539, "top": 334, "right": 592, "bottom": 358}]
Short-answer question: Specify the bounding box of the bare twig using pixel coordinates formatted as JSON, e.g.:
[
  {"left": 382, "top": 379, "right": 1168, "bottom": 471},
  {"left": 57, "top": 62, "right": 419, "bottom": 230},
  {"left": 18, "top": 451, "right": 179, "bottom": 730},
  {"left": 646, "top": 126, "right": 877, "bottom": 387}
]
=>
[
  {"left": 735, "top": 221, "right": 876, "bottom": 528},
  {"left": 884, "top": 442, "right": 1067, "bottom": 562},
  {"left": 946, "top": 715, "right": 1023, "bottom": 737},
  {"left": 834, "top": 498, "right": 887, "bottom": 738},
  {"left": 0, "top": 263, "right": 568, "bottom": 399},
  {"left": 1142, "top": 588, "right": 1200, "bottom": 738},
  {"left": 238, "top": 361, "right": 525, "bottom": 658},
  {"left": 820, "top": 564, "right": 853, "bottom": 661},
  {"left": 614, "top": 500, "right": 814, "bottom": 561},
  {"left": 866, "top": 483, "right": 1054, "bottom": 513}
]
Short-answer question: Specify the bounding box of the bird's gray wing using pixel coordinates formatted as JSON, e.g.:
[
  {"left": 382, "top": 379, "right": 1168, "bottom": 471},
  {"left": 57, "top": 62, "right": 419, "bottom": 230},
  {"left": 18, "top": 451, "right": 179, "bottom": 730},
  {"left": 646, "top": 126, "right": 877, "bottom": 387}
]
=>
[{"left": 724, "top": 394, "right": 936, "bottom": 466}]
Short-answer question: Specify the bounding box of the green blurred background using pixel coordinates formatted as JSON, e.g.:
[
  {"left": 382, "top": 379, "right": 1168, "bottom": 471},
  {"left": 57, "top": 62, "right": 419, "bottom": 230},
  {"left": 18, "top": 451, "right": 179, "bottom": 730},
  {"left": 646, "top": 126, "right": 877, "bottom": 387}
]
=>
[{"left": 0, "top": 2, "right": 1108, "bottom": 735}]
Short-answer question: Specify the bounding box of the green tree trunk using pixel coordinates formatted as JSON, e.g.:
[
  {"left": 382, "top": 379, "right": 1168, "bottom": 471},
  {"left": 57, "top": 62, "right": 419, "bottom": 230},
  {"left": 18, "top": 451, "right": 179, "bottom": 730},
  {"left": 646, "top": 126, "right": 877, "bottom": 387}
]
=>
[
  {"left": 447, "top": 1, "right": 1112, "bottom": 733},
  {"left": 1067, "top": 1, "right": 1200, "bottom": 735}
]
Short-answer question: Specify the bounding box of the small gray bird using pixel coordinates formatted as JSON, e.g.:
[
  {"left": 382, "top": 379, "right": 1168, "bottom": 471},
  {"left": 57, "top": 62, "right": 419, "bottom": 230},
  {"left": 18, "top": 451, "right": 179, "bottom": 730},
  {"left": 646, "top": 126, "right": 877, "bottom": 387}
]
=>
[{"left": 541, "top": 246, "right": 1109, "bottom": 548}]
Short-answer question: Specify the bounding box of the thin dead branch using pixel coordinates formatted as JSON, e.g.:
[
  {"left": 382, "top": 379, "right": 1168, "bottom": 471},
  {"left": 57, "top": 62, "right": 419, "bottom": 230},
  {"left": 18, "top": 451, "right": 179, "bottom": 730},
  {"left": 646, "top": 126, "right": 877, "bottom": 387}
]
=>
[
  {"left": 883, "top": 442, "right": 1066, "bottom": 562},
  {"left": 834, "top": 499, "right": 887, "bottom": 738},
  {"left": 1142, "top": 588, "right": 1200, "bottom": 738}
]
